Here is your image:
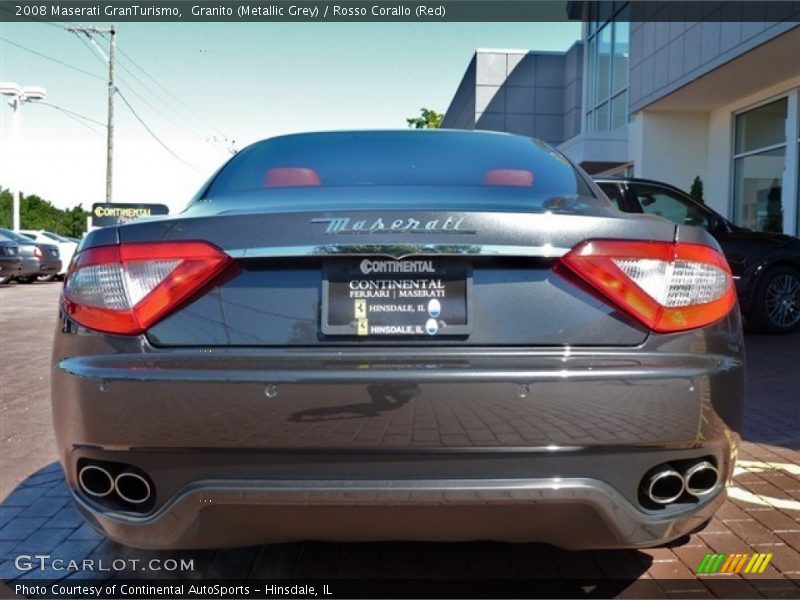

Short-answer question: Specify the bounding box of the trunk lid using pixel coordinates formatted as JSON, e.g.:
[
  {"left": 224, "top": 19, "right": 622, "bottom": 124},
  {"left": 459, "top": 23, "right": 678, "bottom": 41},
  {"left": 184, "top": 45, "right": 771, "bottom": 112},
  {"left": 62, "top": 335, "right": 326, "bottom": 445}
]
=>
[{"left": 94, "top": 202, "right": 675, "bottom": 347}]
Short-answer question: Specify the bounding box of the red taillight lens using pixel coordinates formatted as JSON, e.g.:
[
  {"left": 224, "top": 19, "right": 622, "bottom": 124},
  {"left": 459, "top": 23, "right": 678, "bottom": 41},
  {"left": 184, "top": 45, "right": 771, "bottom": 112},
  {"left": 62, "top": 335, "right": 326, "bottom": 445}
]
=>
[
  {"left": 559, "top": 240, "right": 735, "bottom": 333},
  {"left": 63, "top": 241, "right": 231, "bottom": 335},
  {"left": 34, "top": 246, "right": 43, "bottom": 258}
]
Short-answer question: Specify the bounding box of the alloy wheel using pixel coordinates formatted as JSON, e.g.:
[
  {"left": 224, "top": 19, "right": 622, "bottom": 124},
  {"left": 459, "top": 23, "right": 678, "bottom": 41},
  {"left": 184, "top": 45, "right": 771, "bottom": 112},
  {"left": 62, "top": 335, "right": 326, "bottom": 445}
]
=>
[{"left": 765, "top": 272, "right": 800, "bottom": 329}]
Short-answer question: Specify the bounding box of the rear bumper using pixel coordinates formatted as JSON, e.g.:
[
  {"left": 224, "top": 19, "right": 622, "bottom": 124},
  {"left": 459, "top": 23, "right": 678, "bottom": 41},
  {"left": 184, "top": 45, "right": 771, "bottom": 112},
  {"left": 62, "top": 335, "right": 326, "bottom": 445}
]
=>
[
  {"left": 70, "top": 476, "right": 727, "bottom": 550},
  {"left": 52, "top": 315, "right": 745, "bottom": 549},
  {"left": 0, "top": 257, "right": 23, "bottom": 275},
  {"left": 39, "top": 258, "right": 62, "bottom": 275},
  {"left": 19, "top": 257, "right": 61, "bottom": 277}
]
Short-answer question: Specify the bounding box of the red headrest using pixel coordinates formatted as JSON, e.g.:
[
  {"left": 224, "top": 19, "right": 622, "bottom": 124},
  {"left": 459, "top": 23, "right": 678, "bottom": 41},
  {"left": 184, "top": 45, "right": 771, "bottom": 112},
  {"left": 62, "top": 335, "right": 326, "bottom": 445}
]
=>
[
  {"left": 483, "top": 169, "right": 534, "bottom": 187},
  {"left": 264, "top": 167, "right": 321, "bottom": 188}
]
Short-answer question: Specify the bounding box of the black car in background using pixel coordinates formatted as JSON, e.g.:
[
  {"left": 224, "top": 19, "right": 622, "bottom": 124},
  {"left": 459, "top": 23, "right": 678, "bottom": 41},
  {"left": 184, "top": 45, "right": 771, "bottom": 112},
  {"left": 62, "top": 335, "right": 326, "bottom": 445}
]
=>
[
  {"left": 0, "top": 233, "right": 23, "bottom": 284},
  {"left": 595, "top": 177, "right": 800, "bottom": 334},
  {"left": 0, "top": 228, "right": 62, "bottom": 284}
]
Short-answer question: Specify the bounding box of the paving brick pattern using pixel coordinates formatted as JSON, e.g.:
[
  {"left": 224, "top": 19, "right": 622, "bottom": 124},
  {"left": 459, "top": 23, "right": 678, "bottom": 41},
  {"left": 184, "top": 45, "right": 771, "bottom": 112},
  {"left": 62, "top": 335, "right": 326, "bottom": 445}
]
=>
[{"left": 1, "top": 283, "right": 799, "bottom": 596}]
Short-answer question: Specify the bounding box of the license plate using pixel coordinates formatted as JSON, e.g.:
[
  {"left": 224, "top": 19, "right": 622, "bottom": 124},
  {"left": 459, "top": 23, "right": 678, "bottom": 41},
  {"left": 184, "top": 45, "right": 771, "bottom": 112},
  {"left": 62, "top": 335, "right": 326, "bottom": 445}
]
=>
[{"left": 322, "top": 259, "right": 472, "bottom": 337}]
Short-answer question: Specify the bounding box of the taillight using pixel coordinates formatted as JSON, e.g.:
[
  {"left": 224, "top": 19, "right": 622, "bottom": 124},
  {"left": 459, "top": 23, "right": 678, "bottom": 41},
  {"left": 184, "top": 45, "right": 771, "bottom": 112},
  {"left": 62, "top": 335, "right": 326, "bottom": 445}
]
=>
[
  {"left": 559, "top": 240, "right": 735, "bottom": 333},
  {"left": 34, "top": 247, "right": 43, "bottom": 258},
  {"left": 63, "top": 241, "right": 231, "bottom": 335}
]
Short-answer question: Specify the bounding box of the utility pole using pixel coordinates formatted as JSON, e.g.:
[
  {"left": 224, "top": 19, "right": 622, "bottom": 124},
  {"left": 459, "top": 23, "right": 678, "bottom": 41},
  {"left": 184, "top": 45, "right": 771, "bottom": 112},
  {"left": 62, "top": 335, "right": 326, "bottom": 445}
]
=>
[
  {"left": 67, "top": 25, "right": 116, "bottom": 202},
  {"left": 106, "top": 26, "right": 115, "bottom": 203}
]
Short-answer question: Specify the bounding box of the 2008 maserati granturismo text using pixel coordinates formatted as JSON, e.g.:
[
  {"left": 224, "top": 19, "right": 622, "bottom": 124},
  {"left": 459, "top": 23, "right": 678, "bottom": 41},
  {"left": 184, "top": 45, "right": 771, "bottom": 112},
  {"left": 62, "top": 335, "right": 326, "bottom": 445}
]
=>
[{"left": 52, "top": 130, "right": 745, "bottom": 549}]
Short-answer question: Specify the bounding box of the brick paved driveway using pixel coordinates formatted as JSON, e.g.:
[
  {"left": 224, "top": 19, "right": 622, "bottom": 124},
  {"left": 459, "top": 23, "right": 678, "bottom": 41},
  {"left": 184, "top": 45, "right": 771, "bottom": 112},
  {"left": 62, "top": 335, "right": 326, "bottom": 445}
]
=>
[{"left": 1, "top": 282, "right": 798, "bottom": 596}]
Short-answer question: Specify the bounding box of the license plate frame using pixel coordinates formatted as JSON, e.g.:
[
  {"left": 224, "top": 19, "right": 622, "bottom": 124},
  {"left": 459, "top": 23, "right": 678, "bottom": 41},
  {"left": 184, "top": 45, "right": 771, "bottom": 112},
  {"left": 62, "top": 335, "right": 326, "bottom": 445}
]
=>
[{"left": 321, "top": 259, "right": 472, "bottom": 337}]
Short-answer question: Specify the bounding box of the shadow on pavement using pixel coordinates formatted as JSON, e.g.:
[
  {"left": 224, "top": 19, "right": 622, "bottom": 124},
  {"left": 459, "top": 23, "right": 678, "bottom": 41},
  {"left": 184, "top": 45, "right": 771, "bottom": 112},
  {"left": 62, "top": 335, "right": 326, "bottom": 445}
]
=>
[{"left": 741, "top": 331, "right": 800, "bottom": 450}]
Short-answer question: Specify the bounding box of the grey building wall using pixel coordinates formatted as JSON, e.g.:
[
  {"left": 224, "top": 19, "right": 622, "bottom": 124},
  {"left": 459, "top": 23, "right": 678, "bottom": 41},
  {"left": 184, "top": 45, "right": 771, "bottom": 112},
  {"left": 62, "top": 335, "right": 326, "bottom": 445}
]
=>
[
  {"left": 630, "top": 16, "right": 800, "bottom": 112},
  {"left": 563, "top": 42, "right": 583, "bottom": 141},
  {"left": 442, "top": 45, "right": 583, "bottom": 146},
  {"left": 441, "top": 56, "right": 477, "bottom": 129}
]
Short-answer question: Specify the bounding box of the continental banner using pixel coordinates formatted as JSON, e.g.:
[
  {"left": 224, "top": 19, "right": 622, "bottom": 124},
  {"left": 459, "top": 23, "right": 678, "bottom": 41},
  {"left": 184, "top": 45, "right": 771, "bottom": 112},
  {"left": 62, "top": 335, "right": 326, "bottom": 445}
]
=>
[{"left": 91, "top": 203, "right": 169, "bottom": 227}]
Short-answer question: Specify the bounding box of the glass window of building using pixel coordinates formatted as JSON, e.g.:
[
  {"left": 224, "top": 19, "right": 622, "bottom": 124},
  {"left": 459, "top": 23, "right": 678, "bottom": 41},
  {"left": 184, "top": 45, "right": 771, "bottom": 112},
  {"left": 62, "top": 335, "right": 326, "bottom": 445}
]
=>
[
  {"left": 584, "top": 2, "right": 629, "bottom": 132},
  {"left": 733, "top": 97, "right": 788, "bottom": 233}
]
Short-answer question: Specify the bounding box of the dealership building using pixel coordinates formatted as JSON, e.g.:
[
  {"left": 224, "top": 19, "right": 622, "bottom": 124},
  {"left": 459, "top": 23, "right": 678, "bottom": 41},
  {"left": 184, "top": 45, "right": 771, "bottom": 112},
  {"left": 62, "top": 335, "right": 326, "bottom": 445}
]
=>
[{"left": 442, "top": 3, "right": 800, "bottom": 237}]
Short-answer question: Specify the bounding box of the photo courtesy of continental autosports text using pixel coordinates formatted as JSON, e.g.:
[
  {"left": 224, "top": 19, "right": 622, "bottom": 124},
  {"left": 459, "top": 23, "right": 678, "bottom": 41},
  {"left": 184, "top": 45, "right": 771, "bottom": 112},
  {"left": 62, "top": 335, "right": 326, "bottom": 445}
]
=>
[{"left": 1, "top": 1, "right": 799, "bottom": 599}]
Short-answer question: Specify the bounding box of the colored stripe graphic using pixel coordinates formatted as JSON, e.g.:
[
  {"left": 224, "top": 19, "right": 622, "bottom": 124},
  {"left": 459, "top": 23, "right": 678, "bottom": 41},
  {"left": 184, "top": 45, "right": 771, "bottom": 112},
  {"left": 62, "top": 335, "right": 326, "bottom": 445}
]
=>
[
  {"left": 720, "top": 554, "right": 737, "bottom": 573},
  {"left": 744, "top": 554, "right": 760, "bottom": 573},
  {"left": 698, "top": 553, "right": 774, "bottom": 575},
  {"left": 696, "top": 553, "right": 713, "bottom": 573},
  {"left": 733, "top": 554, "right": 749, "bottom": 573},
  {"left": 757, "top": 554, "right": 773, "bottom": 573},
  {"left": 697, "top": 553, "right": 726, "bottom": 574}
]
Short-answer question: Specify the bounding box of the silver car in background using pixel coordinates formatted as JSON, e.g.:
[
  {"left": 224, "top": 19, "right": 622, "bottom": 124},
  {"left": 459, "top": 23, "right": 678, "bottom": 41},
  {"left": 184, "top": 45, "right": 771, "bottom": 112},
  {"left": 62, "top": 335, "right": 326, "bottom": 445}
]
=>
[
  {"left": 0, "top": 228, "right": 61, "bottom": 284},
  {"left": 19, "top": 230, "right": 77, "bottom": 281}
]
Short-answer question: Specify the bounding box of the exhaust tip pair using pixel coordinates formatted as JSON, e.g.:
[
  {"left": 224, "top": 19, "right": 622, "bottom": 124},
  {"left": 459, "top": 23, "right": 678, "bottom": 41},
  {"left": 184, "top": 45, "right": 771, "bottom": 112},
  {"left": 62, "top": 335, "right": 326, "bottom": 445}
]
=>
[
  {"left": 644, "top": 460, "right": 720, "bottom": 505},
  {"left": 77, "top": 463, "right": 152, "bottom": 505}
]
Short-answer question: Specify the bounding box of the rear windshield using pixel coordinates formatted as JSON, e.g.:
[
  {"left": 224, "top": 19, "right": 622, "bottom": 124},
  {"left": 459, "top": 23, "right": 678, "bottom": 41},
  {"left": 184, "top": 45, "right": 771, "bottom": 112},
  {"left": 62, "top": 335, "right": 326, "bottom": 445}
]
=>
[{"left": 204, "top": 131, "right": 595, "bottom": 200}]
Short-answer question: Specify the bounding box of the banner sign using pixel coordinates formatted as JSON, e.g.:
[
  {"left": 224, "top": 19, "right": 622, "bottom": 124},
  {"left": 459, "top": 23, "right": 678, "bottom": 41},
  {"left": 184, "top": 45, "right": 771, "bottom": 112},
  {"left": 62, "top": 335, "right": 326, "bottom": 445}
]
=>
[{"left": 91, "top": 203, "right": 169, "bottom": 227}]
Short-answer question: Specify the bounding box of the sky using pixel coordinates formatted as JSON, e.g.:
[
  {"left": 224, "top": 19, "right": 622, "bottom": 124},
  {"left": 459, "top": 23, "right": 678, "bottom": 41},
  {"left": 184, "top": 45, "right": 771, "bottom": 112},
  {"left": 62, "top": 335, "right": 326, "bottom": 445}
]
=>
[{"left": 0, "top": 21, "right": 580, "bottom": 213}]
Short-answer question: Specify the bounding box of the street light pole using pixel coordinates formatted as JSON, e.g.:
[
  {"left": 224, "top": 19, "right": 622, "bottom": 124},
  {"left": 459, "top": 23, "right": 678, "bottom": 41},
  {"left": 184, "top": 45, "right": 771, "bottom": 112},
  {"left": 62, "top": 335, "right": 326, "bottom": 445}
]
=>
[
  {"left": 0, "top": 82, "right": 47, "bottom": 231},
  {"left": 9, "top": 94, "right": 21, "bottom": 231}
]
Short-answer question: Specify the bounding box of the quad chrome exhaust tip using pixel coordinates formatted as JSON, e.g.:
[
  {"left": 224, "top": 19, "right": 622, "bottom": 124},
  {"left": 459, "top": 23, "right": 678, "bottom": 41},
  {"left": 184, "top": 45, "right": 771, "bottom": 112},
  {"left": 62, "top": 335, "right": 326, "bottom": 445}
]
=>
[
  {"left": 645, "top": 468, "right": 685, "bottom": 505},
  {"left": 114, "top": 471, "right": 152, "bottom": 505},
  {"left": 685, "top": 461, "right": 720, "bottom": 497},
  {"left": 78, "top": 465, "right": 114, "bottom": 498}
]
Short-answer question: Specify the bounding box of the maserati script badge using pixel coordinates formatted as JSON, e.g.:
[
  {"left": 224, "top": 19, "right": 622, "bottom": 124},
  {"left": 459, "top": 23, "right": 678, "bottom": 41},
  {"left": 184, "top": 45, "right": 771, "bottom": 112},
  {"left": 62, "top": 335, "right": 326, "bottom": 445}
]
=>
[{"left": 311, "top": 216, "right": 476, "bottom": 234}]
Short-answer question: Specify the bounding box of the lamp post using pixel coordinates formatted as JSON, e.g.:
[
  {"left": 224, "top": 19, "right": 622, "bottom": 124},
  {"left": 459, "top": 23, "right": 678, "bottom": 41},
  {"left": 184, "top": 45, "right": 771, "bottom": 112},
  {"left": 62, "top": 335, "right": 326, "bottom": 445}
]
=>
[{"left": 0, "top": 82, "right": 47, "bottom": 231}]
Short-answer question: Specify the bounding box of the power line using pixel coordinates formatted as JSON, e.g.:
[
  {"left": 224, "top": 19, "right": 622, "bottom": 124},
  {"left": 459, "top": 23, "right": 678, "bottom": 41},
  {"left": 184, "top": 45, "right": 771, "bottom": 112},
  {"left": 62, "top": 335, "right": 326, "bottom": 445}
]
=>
[
  {"left": 0, "top": 35, "right": 105, "bottom": 81},
  {"left": 94, "top": 31, "right": 232, "bottom": 150},
  {"left": 69, "top": 29, "right": 224, "bottom": 147},
  {"left": 115, "top": 87, "right": 201, "bottom": 173},
  {"left": 114, "top": 44, "right": 228, "bottom": 140},
  {"left": 40, "top": 104, "right": 105, "bottom": 137},
  {"left": 114, "top": 57, "right": 213, "bottom": 140},
  {"left": 39, "top": 101, "right": 107, "bottom": 128},
  {"left": 69, "top": 29, "right": 109, "bottom": 69}
]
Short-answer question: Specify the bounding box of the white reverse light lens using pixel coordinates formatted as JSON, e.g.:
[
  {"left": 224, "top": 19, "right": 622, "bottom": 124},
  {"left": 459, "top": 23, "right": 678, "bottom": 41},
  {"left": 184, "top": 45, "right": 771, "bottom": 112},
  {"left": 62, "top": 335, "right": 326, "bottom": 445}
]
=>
[
  {"left": 663, "top": 260, "right": 729, "bottom": 307},
  {"left": 66, "top": 263, "right": 129, "bottom": 310},
  {"left": 122, "top": 260, "right": 181, "bottom": 306},
  {"left": 66, "top": 260, "right": 180, "bottom": 310},
  {"left": 614, "top": 258, "right": 728, "bottom": 307}
]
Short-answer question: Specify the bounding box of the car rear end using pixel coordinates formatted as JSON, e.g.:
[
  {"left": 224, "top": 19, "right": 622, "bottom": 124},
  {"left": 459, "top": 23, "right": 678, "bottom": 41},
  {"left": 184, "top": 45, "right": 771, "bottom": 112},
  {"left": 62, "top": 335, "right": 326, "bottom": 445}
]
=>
[
  {"left": 20, "top": 230, "right": 76, "bottom": 277},
  {"left": 33, "top": 243, "right": 62, "bottom": 278},
  {"left": 0, "top": 235, "right": 23, "bottom": 282},
  {"left": 51, "top": 131, "right": 745, "bottom": 550}
]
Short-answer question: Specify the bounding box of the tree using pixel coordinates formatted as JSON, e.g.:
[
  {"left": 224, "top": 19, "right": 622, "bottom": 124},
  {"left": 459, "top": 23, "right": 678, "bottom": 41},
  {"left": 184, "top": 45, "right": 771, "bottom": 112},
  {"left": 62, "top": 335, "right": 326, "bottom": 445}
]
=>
[
  {"left": 690, "top": 176, "right": 704, "bottom": 204},
  {"left": 406, "top": 108, "right": 443, "bottom": 129},
  {"left": 0, "top": 187, "right": 88, "bottom": 237}
]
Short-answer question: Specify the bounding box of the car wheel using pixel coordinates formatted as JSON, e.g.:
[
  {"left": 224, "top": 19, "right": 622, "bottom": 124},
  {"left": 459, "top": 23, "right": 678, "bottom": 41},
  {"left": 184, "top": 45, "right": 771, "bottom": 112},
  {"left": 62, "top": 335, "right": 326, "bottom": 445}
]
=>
[
  {"left": 749, "top": 266, "right": 800, "bottom": 334},
  {"left": 0, "top": 274, "right": 12, "bottom": 284},
  {"left": 37, "top": 274, "right": 57, "bottom": 282}
]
